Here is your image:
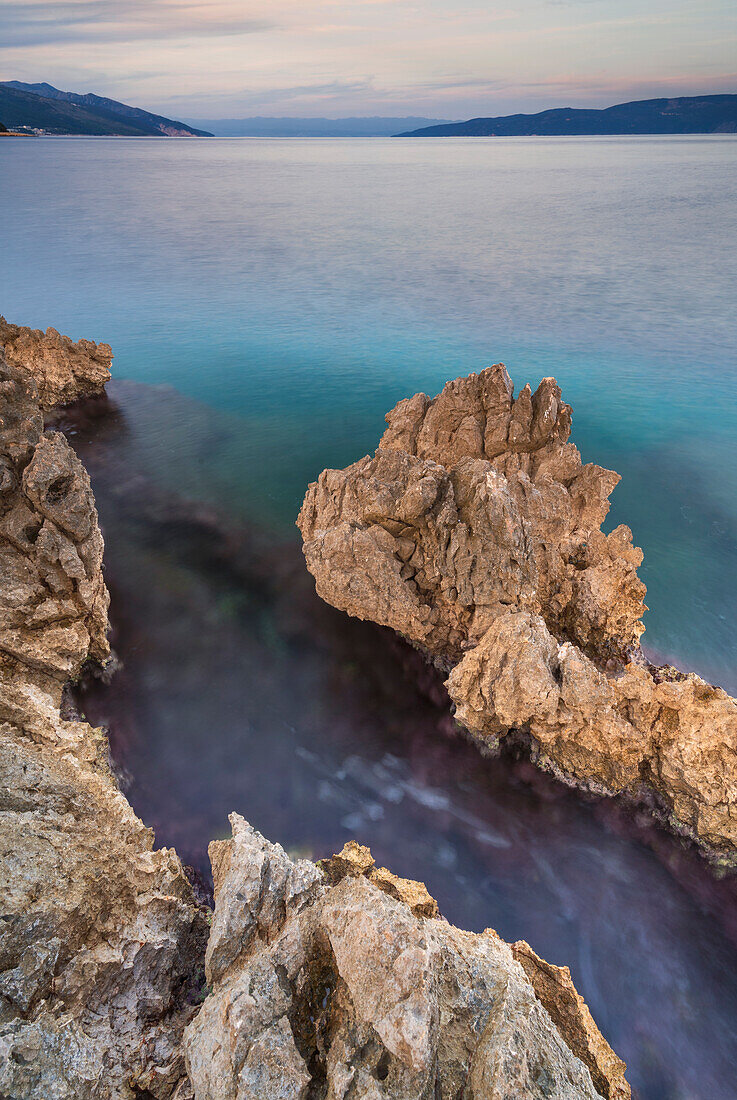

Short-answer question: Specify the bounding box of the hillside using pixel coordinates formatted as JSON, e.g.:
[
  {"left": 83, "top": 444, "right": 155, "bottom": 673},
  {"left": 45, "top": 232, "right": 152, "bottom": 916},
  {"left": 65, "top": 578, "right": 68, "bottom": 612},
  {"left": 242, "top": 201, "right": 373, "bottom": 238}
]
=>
[
  {"left": 0, "top": 81, "right": 211, "bottom": 136},
  {"left": 399, "top": 94, "right": 737, "bottom": 136}
]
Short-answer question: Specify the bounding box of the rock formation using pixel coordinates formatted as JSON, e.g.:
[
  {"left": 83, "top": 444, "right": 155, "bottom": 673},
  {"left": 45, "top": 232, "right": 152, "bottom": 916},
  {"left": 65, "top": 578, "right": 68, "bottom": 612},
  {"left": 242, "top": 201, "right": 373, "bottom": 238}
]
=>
[
  {"left": 0, "top": 315, "right": 112, "bottom": 411},
  {"left": 184, "top": 816, "right": 629, "bottom": 1100},
  {"left": 0, "top": 346, "right": 208, "bottom": 1099},
  {"left": 0, "top": 330, "right": 630, "bottom": 1099},
  {"left": 298, "top": 366, "right": 737, "bottom": 863}
]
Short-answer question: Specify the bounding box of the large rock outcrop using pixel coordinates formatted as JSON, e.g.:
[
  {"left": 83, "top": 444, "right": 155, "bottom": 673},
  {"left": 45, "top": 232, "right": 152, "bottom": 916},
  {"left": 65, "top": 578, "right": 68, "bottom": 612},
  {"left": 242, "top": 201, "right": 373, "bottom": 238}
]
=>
[
  {"left": 298, "top": 366, "right": 737, "bottom": 863},
  {"left": 0, "top": 331, "right": 631, "bottom": 1099},
  {"left": 0, "top": 346, "right": 208, "bottom": 1099},
  {"left": 183, "top": 816, "right": 629, "bottom": 1100},
  {"left": 0, "top": 316, "right": 112, "bottom": 411}
]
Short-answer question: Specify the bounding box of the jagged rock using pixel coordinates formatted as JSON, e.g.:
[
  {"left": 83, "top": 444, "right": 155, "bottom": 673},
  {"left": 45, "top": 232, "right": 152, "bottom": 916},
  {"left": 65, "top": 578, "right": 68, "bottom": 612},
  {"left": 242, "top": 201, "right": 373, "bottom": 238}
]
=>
[
  {"left": 0, "top": 316, "right": 112, "bottom": 411},
  {"left": 0, "top": 359, "right": 109, "bottom": 681},
  {"left": 511, "top": 942, "right": 629, "bottom": 1100},
  {"left": 0, "top": 345, "right": 208, "bottom": 1098},
  {"left": 298, "top": 365, "right": 737, "bottom": 861},
  {"left": 184, "top": 816, "right": 629, "bottom": 1100},
  {"left": 318, "top": 840, "right": 440, "bottom": 918},
  {"left": 0, "top": 333, "right": 633, "bottom": 1098}
]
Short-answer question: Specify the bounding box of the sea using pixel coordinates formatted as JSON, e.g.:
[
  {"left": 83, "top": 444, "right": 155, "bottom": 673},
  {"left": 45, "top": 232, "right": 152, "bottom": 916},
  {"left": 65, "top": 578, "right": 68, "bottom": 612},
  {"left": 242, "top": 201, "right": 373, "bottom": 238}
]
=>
[{"left": 3, "top": 134, "right": 737, "bottom": 1099}]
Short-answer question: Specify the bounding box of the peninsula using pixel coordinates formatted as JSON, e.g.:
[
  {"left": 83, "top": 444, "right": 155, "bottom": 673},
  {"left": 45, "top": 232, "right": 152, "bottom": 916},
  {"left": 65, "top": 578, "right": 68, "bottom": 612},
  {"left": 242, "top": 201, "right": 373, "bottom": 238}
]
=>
[
  {"left": 398, "top": 94, "right": 737, "bottom": 136},
  {"left": 0, "top": 81, "right": 212, "bottom": 136}
]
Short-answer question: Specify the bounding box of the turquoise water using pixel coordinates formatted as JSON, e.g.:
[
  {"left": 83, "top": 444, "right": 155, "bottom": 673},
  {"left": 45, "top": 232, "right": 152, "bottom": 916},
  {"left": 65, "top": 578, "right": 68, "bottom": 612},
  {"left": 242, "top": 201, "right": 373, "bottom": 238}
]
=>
[
  {"left": 4, "top": 136, "right": 737, "bottom": 1099},
  {"left": 3, "top": 135, "right": 736, "bottom": 687}
]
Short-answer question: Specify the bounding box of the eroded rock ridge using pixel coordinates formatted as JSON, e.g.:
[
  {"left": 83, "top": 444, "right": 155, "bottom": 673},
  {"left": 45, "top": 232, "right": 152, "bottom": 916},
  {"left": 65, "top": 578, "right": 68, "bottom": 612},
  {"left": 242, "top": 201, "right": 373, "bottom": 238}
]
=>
[
  {"left": 0, "top": 342, "right": 207, "bottom": 1099},
  {"left": 184, "top": 815, "right": 629, "bottom": 1100},
  {"left": 298, "top": 365, "right": 737, "bottom": 861}
]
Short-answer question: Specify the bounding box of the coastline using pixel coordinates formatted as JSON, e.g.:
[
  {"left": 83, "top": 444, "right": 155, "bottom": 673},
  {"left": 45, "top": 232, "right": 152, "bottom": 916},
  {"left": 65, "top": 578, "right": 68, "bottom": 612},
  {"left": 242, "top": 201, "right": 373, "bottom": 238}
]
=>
[{"left": 0, "top": 324, "right": 631, "bottom": 1097}]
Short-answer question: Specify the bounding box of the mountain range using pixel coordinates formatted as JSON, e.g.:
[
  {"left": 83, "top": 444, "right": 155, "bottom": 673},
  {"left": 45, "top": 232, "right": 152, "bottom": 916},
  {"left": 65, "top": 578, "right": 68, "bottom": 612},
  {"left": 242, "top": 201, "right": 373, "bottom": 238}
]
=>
[
  {"left": 3, "top": 84, "right": 735, "bottom": 139},
  {"left": 399, "top": 94, "right": 737, "bottom": 136},
  {"left": 182, "top": 116, "right": 457, "bottom": 137},
  {"left": 0, "top": 82, "right": 211, "bottom": 136}
]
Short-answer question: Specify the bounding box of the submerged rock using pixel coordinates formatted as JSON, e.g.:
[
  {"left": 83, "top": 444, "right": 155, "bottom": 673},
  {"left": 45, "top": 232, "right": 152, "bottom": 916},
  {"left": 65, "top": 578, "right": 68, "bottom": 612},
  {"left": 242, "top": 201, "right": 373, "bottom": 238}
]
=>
[
  {"left": 0, "top": 316, "right": 112, "bottom": 411},
  {"left": 184, "top": 815, "right": 629, "bottom": 1099},
  {"left": 0, "top": 345, "right": 208, "bottom": 1098},
  {"left": 298, "top": 366, "right": 737, "bottom": 862}
]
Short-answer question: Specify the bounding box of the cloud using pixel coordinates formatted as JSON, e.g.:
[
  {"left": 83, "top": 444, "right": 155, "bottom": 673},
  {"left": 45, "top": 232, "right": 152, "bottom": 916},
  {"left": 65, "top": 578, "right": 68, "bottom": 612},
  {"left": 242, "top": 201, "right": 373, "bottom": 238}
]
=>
[
  {"left": 0, "top": 0, "right": 275, "bottom": 48},
  {"left": 1, "top": 0, "right": 735, "bottom": 117}
]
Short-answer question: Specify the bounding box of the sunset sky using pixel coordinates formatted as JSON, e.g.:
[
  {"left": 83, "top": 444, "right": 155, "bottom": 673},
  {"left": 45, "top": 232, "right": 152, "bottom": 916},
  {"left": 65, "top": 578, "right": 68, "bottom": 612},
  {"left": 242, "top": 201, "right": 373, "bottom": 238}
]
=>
[{"left": 2, "top": 0, "right": 736, "bottom": 118}]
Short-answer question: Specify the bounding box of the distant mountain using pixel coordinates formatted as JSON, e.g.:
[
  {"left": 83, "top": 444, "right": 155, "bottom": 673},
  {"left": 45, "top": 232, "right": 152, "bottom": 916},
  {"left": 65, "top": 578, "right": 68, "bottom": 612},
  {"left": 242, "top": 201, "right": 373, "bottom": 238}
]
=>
[
  {"left": 183, "top": 116, "right": 458, "bottom": 137},
  {"left": 399, "top": 95, "right": 737, "bottom": 136},
  {"left": 0, "top": 82, "right": 212, "bottom": 136}
]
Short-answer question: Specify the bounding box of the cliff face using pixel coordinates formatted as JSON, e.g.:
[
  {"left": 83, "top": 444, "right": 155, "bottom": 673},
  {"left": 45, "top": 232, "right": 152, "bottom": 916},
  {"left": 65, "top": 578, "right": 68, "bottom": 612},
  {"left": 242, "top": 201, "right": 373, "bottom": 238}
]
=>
[
  {"left": 0, "top": 345, "right": 208, "bottom": 1099},
  {"left": 298, "top": 365, "right": 737, "bottom": 862},
  {"left": 184, "top": 816, "right": 629, "bottom": 1100}
]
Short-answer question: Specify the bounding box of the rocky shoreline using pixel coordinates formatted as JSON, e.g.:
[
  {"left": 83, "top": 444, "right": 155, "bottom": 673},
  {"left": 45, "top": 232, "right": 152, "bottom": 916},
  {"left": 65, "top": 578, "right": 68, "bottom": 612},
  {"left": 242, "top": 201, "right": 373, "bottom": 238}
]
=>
[
  {"left": 298, "top": 366, "right": 737, "bottom": 866},
  {"left": 0, "top": 324, "right": 632, "bottom": 1097},
  {"left": 0, "top": 333, "right": 209, "bottom": 1096}
]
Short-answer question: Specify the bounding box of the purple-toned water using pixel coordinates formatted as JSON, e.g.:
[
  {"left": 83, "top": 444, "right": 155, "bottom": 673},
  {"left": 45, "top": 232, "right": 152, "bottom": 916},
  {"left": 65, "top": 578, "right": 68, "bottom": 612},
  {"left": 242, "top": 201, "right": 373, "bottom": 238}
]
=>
[{"left": 66, "top": 381, "right": 737, "bottom": 1100}]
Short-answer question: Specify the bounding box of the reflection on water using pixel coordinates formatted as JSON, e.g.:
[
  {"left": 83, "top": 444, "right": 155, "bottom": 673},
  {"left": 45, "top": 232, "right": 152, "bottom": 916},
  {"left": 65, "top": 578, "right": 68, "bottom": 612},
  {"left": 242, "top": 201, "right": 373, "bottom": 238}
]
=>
[{"left": 66, "top": 381, "right": 737, "bottom": 1100}]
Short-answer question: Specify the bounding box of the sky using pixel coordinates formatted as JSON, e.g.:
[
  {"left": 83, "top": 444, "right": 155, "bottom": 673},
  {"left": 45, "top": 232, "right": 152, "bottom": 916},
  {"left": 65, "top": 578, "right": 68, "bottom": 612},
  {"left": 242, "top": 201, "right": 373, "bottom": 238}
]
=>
[{"left": 1, "top": 0, "right": 736, "bottom": 119}]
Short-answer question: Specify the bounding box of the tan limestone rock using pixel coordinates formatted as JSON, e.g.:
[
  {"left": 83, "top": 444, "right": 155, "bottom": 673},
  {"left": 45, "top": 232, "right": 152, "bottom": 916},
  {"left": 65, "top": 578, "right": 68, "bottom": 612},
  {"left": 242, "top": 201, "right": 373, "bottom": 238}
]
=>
[
  {"left": 0, "top": 346, "right": 208, "bottom": 1099},
  {"left": 184, "top": 815, "right": 629, "bottom": 1100},
  {"left": 512, "top": 941, "right": 630, "bottom": 1100},
  {"left": 0, "top": 315, "right": 112, "bottom": 411},
  {"left": 298, "top": 365, "right": 737, "bottom": 860},
  {"left": 320, "top": 841, "right": 440, "bottom": 917}
]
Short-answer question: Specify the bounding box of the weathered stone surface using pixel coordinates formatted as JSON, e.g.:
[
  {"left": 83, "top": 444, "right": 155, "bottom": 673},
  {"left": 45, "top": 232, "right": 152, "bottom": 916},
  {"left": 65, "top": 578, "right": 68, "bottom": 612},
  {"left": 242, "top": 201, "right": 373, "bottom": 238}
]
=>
[
  {"left": 298, "top": 365, "right": 737, "bottom": 860},
  {"left": 0, "top": 345, "right": 208, "bottom": 1098},
  {"left": 512, "top": 941, "right": 629, "bottom": 1100},
  {"left": 0, "top": 359, "right": 109, "bottom": 681},
  {"left": 0, "top": 712, "right": 208, "bottom": 1100},
  {"left": 319, "top": 840, "right": 440, "bottom": 918},
  {"left": 0, "top": 334, "right": 632, "bottom": 1098},
  {"left": 184, "top": 815, "right": 629, "bottom": 1100},
  {"left": 0, "top": 316, "right": 112, "bottom": 411}
]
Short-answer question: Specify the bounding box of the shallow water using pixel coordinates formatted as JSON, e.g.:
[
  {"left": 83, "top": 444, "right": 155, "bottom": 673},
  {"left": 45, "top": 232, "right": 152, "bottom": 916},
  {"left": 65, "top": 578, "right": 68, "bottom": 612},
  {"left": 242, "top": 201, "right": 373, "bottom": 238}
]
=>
[
  {"left": 4, "top": 136, "right": 737, "bottom": 1098},
  {"left": 63, "top": 381, "right": 737, "bottom": 1100}
]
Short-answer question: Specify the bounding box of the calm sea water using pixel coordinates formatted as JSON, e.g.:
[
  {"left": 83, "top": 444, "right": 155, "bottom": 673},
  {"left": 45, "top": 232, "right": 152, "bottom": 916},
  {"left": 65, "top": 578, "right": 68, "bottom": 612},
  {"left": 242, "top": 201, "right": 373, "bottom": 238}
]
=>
[
  {"left": 3, "top": 136, "right": 737, "bottom": 686},
  {"left": 4, "top": 136, "right": 737, "bottom": 1099}
]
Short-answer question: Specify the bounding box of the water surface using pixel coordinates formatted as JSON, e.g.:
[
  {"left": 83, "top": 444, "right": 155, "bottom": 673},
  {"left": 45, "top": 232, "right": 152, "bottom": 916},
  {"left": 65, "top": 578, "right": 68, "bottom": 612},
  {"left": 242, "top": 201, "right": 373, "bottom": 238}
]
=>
[{"left": 4, "top": 136, "right": 737, "bottom": 1099}]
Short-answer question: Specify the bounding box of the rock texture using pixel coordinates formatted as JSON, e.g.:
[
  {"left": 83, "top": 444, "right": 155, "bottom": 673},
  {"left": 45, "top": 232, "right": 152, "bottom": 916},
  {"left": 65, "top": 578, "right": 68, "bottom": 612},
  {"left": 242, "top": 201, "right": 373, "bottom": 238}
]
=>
[
  {"left": 0, "top": 345, "right": 207, "bottom": 1099},
  {"left": 0, "top": 316, "right": 112, "bottom": 411},
  {"left": 0, "top": 334, "right": 632, "bottom": 1099},
  {"left": 298, "top": 366, "right": 737, "bottom": 862},
  {"left": 184, "top": 815, "right": 629, "bottom": 1100}
]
